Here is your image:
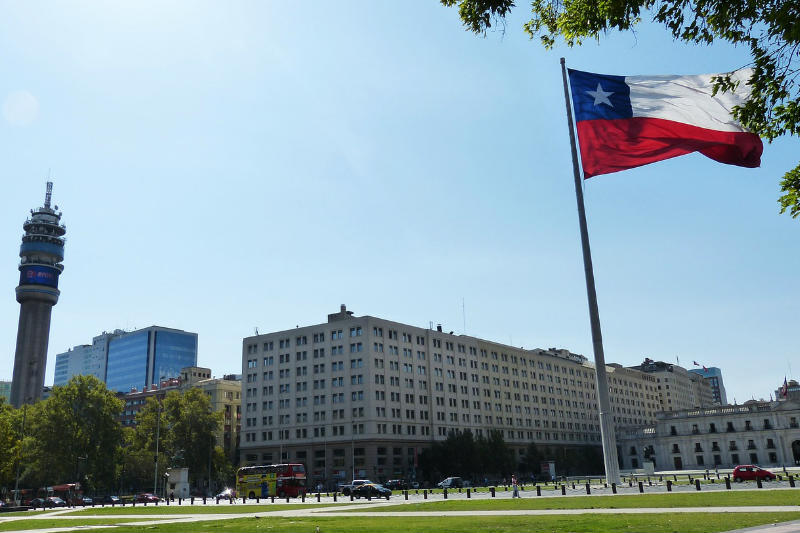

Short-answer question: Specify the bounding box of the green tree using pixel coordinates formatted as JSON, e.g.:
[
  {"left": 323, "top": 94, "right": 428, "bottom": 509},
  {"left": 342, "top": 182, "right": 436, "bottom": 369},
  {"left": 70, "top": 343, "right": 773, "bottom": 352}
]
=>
[
  {"left": 0, "top": 400, "right": 24, "bottom": 490},
  {"left": 442, "top": 0, "right": 800, "bottom": 218},
  {"left": 26, "top": 375, "right": 123, "bottom": 492},
  {"left": 133, "top": 389, "right": 222, "bottom": 492}
]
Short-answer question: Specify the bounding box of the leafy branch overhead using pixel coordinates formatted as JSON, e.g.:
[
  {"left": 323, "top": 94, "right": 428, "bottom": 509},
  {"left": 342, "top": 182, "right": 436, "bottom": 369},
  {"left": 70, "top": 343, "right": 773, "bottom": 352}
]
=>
[{"left": 441, "top": 0, "right": 800, "bottom": 218}]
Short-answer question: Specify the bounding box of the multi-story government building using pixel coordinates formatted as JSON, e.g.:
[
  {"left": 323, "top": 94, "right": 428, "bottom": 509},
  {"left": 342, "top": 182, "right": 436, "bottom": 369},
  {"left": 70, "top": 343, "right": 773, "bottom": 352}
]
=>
[
  {"left": 618, "top": 400, "right": 800, "bottom": 470},
  {"left": 239, "top": 305, "right": 662, "bottom": 485}
]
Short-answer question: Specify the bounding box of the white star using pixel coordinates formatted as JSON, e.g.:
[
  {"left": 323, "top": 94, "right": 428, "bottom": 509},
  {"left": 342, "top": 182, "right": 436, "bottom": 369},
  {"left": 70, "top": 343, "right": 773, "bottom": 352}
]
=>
[{"left": 586, "top": 83, "right": 614, "bottom": 107}]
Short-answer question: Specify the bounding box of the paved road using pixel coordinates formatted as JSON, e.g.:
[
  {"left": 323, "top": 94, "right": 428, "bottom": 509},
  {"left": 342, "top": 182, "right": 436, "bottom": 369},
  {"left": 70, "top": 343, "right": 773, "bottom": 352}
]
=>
[{"left": 3, "top": 484, "right": 800, "bottom": 533}]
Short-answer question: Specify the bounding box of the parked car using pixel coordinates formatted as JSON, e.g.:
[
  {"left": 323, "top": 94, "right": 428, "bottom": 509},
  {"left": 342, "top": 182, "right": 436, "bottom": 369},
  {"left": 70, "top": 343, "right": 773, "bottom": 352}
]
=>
[
  {"left": 341, "top": 479, "right": 375, "bottom": 496},
  {"left": 732, "top": 465, "right": 776, "bottom": 482},
  {"left": 437, "top": 477, "right": 463, "bottom": 489},
  {"left": 30, "top": 496, "right": 67, "bottom": 508},
  {"left": 384, "top": 480, "right": 407, "bottom": 490},
  {"left": 100, "top": 495, "right": 121, "bottom": 505},
  {"left": 351, "top": 483, "right": 392, "bottom": 499},
  {"left": 134, "top": 493, "right": 160, "bottom": 503},
  {"left": 216, "top": 488, "right": 235, "bottom": 500},
  {"left": 78, "top": 496, "right": 93, "bottom": 505}
]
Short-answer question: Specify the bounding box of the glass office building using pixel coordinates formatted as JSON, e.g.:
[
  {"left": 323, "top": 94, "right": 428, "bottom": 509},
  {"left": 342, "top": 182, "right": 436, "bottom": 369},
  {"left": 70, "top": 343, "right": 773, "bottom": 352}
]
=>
[{"left": 103, "top": 327, "right": 198, "bottom": 393}]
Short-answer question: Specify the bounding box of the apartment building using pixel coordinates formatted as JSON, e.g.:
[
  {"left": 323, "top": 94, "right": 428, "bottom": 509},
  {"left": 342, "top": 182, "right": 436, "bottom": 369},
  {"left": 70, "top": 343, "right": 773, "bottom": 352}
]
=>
[
  {"left": 239, "top": 306, "right": 660, "bottom": 485},
  {"left": 630, "top": 359, "right": 714, "bottom": 412}
]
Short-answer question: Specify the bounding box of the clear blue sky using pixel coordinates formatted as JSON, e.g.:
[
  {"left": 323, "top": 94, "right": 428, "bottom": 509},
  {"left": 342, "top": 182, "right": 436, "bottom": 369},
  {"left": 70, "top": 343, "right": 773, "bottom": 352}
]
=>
[{"left": 1, "top": 1, "right": 796, "bottom": 403}]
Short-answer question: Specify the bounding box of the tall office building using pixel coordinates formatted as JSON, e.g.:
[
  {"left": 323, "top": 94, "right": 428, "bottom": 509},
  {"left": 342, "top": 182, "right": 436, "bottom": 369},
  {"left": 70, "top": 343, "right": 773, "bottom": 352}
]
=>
[
  {"left": 53, "top": 331, "right": 119, "bottom": 386},
  {"left": 105, "top": 326, "right": 198, "bottom": 392},
  {"left": 0, "top": 381, "right": 11, "bottom": 403},
  {"left": 240, "top": 305, "right": 660, "bottom": 485},
  {"left": 689, "top": 367, "right": 727, "bottom": 405},
  {"left": 10, "top": 182, "right": 66, "bottom": 407}
]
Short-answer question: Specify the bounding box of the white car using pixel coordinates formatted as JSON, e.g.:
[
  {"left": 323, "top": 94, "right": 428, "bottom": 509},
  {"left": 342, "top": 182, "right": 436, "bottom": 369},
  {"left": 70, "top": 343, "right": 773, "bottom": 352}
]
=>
[
  {"left": 437, "top": 477, "right": 463, "bottom": 489},
  {"left": 341, "top": 479, "right": 375, "bottom": 496}
]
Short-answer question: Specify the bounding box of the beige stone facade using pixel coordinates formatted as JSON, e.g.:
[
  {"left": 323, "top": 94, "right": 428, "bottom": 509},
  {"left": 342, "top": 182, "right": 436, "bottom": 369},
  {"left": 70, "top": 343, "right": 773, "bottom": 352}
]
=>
[{"left": 239, "top": 306, "right": 661, "bottom": 485}]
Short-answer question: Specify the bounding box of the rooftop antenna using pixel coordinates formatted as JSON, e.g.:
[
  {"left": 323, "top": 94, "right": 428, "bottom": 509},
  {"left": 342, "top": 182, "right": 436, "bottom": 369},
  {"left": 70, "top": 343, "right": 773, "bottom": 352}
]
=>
[
  {"left": 461, "top": 297, "right": 466, "bottom": 335},
  {"left": 44, "top": 180, "right": 53, "bottom": 209},
  {"left": 254, "top": 327, "right": 259, "bottom": 335}
]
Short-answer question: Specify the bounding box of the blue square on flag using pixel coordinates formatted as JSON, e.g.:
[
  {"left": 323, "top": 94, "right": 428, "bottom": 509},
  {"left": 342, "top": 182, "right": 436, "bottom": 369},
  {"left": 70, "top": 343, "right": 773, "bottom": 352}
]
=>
[{"left": 568, "top": 70, "right": 632, "bottom": 122}]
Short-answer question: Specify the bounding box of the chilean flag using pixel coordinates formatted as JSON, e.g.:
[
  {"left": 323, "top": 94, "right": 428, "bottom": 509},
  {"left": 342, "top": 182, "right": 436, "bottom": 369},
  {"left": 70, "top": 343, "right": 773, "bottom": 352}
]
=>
[{"left": 568, "top": 69, "right": 763, "bottom": 178}]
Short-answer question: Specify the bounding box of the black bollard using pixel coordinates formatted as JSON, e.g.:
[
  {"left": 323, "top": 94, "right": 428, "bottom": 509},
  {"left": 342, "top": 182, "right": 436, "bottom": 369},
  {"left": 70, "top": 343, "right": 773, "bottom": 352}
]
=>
[
  {"left": 385, "top": 492, "right": 390, "bottom": 500},
  {"left": 561, "top": 485, "right": 566, "bottom": 496},
  {"left": 572, "top": 482, "right": 575, "bottom": 490},
  {"left": 490, "top": 487, "right": 495, "bottom": 497},
  {"left": 350, "top": 493, "right": 354, "bottom": 502},
  {"left": 638, "top": 481, "right": 644, "bottom": 493},
  {"left": 286, "top": 495, "right": 289, "bottom": 503},
  {"left": 301, "top": 492, "right": 305, "bottom": 502},
  {"left": 537, "top": 486, "right": 541, "bottom": 496},
  {"left": 271, "top": 495, "right": 274, "bottom": 503},
  {"left": 404, "top": 490, "right": 408, "bottom": 501},
  {"left": 612, "top": 483, "right": 617, "bottom": 494},
  {"left": 725, "top": 477, "right": 731, "bottom": 490},
  {"left": 424, "top": 490, "right": 428, "bottom": 499},
  {"left": 667, "top": 480, "right": 672, "bottom": 492},
  {"left": 695, "top": 479, "right": 701, "bottom": 491},
  {"left": 789, "top": 475, "right": 795, "bottom": 488},
  {"left": 216, "top": 497, "right": 220, "bottom": 504},
  {"left": 467, "top": 488, "right": 471, "bottom": 498},
  {"left": 202, "top": 496, "right": 206, "bottom": 505},
  {"left": 333, "top": 493, "right": 337, "bottom": 502},
  {"left": 317, "top": 493, "right": 321, "bottom": 502},
  {"left": 585, "top": 483, "right": 590, "bottom": 495},
  {"left": 367, "top": 493, "right": 371, "bottom": 501},
  {"left": 757, "top": 478, "right": 763, "bottom": 489},
  {"left": 443, "top": 488, "right": 448, "bottom": 499}
]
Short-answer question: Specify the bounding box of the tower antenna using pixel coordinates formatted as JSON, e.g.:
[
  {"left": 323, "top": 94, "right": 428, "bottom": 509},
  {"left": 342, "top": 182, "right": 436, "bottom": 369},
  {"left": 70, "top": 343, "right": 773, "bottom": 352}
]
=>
[{"left": 44, "top": 181, "right": 53, "bottom": 209}]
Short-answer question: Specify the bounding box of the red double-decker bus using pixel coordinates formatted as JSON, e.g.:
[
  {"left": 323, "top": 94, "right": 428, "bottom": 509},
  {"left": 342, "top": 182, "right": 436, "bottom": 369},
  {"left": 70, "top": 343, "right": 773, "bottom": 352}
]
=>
[{"left": 236, "top": 463, "right": 306, "bottom": 499}]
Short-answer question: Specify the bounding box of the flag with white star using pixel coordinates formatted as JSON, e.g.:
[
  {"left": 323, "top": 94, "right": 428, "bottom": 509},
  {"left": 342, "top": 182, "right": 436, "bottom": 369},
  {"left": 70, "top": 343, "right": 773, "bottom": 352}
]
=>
[{"left": 567, "top": 68, "right": 762, "bottom": 178}]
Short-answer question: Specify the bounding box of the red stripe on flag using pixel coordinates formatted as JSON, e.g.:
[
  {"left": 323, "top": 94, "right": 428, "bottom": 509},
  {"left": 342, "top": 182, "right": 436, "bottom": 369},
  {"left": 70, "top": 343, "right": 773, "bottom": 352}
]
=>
[{"left": 576, "top": 117, "right": 763, "bottom": 178}]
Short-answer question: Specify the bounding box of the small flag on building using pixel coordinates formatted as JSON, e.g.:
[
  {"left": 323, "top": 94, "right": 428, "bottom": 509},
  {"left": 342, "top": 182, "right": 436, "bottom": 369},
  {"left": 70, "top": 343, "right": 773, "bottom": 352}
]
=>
[
  {"left": 567, "top": 69, "right": 763, "bottom": 178},
  {"left": 781, "top": 376, "right": 789, "bottom": 398}
]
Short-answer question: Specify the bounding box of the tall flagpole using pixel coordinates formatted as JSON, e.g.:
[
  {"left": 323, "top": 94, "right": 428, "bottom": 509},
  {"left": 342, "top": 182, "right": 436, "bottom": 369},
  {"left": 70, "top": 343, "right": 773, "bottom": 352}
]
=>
[{"left": 560, "top": 57, "right": 621, "bottom": 484}]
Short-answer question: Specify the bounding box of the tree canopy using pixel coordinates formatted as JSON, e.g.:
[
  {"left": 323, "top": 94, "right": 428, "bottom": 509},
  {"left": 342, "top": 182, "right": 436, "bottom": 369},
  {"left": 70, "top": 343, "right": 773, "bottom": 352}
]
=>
[
  {"left": 441, "top": 0, "right": 800, "bottom": 218},
  {"left": 133, "top": 388, "right": 223, "bottom": 489},
  {"left": 26, "top": 375, "right": 124, "bottom": 491}
]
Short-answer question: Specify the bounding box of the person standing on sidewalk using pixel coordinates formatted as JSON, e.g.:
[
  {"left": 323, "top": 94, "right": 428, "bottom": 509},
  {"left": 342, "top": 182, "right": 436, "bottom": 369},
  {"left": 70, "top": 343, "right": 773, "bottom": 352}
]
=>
[{"left": 512, "top": 475, "right": 520, "bottom": 498}]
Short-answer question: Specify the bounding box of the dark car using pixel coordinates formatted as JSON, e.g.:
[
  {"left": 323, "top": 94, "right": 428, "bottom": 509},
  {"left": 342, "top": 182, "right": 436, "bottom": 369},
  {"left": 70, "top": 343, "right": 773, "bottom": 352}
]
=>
[
  {"left": 101, "top": 495, "right": 121, "bottom": 505},
  {"left": 351, "top": 483, "right": 392, "bottom": 499},
  {"left": 78, "top": 496, "right": 93, "bottom": 505},
  {"left": 384, "top": 480, "right": 407, "bottom": 490},
  {"left": 134, "top": 493, "right": 160, "bottom": 503},
  {"left": 732, "top": 465, "right": 776, "bottom": 482},
  {"left": 30, "top": 497, "right": 66, "bottom": 508},
  {"left": 341, "top": 479, "right": 375, "bottom": 496}
]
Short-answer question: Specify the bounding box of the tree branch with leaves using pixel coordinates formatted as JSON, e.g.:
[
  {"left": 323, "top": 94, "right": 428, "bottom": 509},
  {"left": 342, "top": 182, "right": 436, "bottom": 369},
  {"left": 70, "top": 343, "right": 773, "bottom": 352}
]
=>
[{"left": 442, "top": 0, "right": 800, "bottom": 217}]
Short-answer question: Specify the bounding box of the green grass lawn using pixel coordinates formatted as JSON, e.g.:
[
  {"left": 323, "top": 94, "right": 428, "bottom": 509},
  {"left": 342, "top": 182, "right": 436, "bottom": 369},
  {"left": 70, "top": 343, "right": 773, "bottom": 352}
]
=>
[
  {"left": 348, "top": 489, "right": 800, "bottom": 511},
  {"left": 68, "top": 512, "right": 800, "bottom": 533},
  {"left": 68, "top": 503, "right": 338, "bottom": 515},
  {"left": 0, "top": 518, "right": 153, "bottom": 531}
]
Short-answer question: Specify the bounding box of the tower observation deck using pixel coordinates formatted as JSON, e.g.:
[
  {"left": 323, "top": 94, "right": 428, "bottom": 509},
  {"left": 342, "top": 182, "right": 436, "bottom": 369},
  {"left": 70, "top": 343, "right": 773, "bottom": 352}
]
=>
[{"left": 10, "top": 182, "right": 66, "bottom": 407}]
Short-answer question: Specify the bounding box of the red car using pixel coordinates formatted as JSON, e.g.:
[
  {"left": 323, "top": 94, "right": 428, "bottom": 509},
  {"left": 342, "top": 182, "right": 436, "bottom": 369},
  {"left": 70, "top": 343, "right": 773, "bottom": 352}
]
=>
[
  {"left": 732, "top": 465, "right": 776, "bottom": 482},
  {"left": 134, "top": 493, "right": 161, "bottom": 503}
]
